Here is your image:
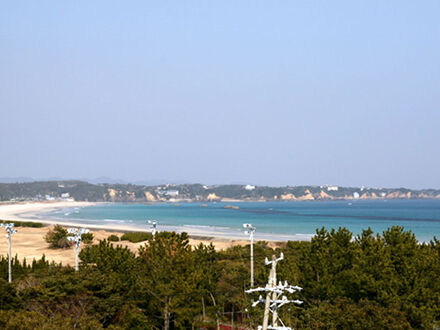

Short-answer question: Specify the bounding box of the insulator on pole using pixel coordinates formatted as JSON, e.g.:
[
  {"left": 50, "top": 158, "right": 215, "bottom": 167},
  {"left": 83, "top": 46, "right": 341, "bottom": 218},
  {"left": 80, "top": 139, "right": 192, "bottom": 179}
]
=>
[{"left": 245, "top": 252, "right": 303, "bottom": 330}]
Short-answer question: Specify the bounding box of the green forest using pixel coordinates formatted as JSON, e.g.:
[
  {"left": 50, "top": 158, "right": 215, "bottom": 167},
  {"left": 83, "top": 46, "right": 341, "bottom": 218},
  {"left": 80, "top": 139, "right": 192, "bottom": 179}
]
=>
[{"left": 0, "top": 226, "right": 439, "bottom": 329}]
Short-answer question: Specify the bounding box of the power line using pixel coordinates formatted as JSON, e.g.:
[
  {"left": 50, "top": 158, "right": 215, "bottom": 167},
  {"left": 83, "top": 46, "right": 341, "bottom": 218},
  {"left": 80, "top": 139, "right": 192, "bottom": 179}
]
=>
[{"left": 246, "top": 253, "right": 303, "bottom": 330}]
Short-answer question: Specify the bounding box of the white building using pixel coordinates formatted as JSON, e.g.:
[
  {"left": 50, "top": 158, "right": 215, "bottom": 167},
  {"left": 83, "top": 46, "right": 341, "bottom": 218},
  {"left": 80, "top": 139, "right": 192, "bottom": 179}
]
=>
[
  {"left": 327, "top": 186, "right": 339, "bottom": 191},
  {"left": 245, "top": 185, "right": 256, "bottom": 191},
  {"left": 165, "top": 190, "right": 179, "bottom": 197},
  {"left": 353, "top": 192, "right": 360, "bottom": 199}
]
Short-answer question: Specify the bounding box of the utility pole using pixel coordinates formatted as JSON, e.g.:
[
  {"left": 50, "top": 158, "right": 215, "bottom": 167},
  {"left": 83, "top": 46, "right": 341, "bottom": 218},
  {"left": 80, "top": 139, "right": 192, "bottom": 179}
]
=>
[
  {"left": 271, "top": 259, "right": 279, "bottom": 327},
  {"left": 246, "top": 252, "right": 303, "bottom": 330},
  {"left": 1, "top": 223, "right": 17, "bottom": 283},
  {"left": 67, "top": 228, "right": 89, "bottom": 271},
  {"left": 262, "top": 255, "right": 276, "bottom": 329},
  {"left": 243, "top": 223, "right": 256, "bottom": 287}
]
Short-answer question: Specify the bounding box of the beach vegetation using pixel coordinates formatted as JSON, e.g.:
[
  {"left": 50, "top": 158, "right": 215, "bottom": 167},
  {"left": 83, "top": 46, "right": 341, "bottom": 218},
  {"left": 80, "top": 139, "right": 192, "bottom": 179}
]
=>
[
  {"left": 0, "top": 220, "right": 44, "bottom": 228},
  {"left": 81, "top": 232, "right": 94, "bottom": 244},
  {"left": 120, "top": 231, "right": 151, "bottom": 243},
  {"left": 44, "top": 225, "right": 72, "bottom": 249},
  {"left": 107, "top": 234, "right": 120, "bottom": 241}
]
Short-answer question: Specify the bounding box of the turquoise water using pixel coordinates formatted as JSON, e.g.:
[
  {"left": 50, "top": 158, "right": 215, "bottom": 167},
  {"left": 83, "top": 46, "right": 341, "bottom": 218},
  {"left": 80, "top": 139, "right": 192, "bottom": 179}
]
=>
[{"left": 49, "top": 200, "right": 440, "bottom": 242}]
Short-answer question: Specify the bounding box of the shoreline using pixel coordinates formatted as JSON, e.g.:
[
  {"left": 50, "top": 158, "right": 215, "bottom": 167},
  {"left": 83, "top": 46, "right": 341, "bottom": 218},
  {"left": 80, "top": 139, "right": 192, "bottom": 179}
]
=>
[
  {"left": 0, "top": 201, "right": 312, "bottom": 242},
  {"left": 0, "top": 201, "right": 289, "bottom": 266}
]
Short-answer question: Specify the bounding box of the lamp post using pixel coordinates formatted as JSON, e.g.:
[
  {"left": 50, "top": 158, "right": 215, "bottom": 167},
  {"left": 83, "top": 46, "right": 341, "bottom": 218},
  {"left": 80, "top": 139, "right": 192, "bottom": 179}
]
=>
[
  {"left": 1, "top": 223, "right": 17, "bottom": 283},
  {"left": 67, "top": 228, "right": 89, "bottom": 271},
  {"left": 243, "top": 223, "right": 256, "bottom": 287},
  {"left": 147, "top": 220, "right": 158, "bottom": 238}
]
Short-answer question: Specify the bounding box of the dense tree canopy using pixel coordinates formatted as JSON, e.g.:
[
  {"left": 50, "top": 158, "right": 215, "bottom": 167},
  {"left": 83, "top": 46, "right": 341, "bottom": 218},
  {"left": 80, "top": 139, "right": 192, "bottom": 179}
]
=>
[{"left": 0, "top": 226, "right": 439, "bottom": 329}]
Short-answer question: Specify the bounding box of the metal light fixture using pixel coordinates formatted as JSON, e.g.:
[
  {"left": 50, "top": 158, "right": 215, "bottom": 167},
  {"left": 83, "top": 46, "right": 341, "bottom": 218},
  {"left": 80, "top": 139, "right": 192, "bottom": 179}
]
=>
[
  {"left": 0, "top": 223, "right": 17, "bottom": 283},
  {"left": 67, "top": 227, "right": 89, "bottom": 271},
  {"left": 147, "top": 220, "right": 158, "bottom": 238},
  {"left": 243, "top": 223, "right": 256, "bottom": 287}
]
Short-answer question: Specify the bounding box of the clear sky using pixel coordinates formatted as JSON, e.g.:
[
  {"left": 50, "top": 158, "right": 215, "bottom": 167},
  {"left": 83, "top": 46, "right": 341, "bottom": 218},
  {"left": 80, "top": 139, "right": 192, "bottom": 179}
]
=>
[{"left": 1, "top": 1, "right": 439, "bottom": 188}]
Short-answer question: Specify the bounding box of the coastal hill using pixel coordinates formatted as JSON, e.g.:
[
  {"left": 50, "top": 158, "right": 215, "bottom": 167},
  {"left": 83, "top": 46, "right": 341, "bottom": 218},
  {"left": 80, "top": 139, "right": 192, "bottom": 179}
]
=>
[{"left": 0, "top": 181, "right": 439, "bottom": 202}]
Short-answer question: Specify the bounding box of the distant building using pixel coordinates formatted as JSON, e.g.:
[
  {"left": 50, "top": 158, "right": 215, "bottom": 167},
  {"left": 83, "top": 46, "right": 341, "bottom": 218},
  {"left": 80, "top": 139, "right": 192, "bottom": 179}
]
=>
[
  {"left": 61, "top": 193, "right": 70, "bottom": 199},
  {"left": 165, "top": 190, "right": 179, "bottom": 197},
  {"left": 353, "top": 192, "right": 360, "bottom": 199},
  {"left": 245, "top": 185, "right": 256, "bottom": 191},
  {"left": 45, "top": 195, "right": 55, "bottom": 201},
  {"left": 327, "top": 186, "right": 339, "bottom": 191}
]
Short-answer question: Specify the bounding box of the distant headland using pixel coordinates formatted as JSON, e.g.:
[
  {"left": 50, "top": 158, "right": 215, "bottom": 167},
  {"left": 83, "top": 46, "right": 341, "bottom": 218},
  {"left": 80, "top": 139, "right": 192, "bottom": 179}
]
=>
[{"left": 1, "top": 180, "right": 439, "bottom": 203}]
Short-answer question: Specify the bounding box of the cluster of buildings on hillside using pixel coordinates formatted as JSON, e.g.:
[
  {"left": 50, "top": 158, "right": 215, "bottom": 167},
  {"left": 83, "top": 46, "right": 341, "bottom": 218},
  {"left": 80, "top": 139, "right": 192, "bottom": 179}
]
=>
[
  {"left": 155, "top": 184, "right": 180, "bottom": 198},
  {"left": 9, "top": 192, "right": 74, "bottom": 202}
]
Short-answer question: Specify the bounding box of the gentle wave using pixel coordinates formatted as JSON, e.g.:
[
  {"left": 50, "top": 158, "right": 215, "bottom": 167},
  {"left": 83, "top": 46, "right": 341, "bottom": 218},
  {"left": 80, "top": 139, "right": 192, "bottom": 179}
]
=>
[
  {"left": 182, "top": 224, "right": 232, "bottom": 230},
  {"left": 103, "top": 219, "right": 133, "bottom": 223}
]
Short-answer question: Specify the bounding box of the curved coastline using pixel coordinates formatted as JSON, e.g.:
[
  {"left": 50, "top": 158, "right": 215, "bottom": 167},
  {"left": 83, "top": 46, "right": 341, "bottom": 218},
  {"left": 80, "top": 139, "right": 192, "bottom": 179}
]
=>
[{"left": 0, "top": 201, "right": 311, "bottom": 242}]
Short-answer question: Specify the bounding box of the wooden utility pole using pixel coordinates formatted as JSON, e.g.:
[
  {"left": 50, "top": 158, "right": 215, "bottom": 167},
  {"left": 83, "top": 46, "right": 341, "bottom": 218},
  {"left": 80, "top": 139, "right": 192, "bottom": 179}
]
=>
[
  {"left": 262, "top": 255, "right": 277, "bottom": 330},
  {"left": 271, "top": 262, "right": 279, "bottom": 327},
  {"left": 246, "top": 252, "right": 303, "bottom": 330}
]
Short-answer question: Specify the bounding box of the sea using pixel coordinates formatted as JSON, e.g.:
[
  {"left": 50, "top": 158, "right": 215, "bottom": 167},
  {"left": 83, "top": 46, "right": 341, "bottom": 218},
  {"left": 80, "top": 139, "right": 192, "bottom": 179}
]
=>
[{"left": 46, "top": 199, "right": 440, "bottom": 242}]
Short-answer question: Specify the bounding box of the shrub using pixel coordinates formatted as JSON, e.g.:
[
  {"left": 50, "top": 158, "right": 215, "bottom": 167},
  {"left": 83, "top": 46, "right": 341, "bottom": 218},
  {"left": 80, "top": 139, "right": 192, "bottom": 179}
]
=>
[
  {"left": 0, "top": 220, "right": 44, "bottom": 228},
  {"left": 0, "top": 278, "right": 19, "bottom": 310},
  {"left": 57, "top": 237, "right": 72, "bottom": 249},
  {"left": 81, "top": 232, "right": 94, "bottom": 244},
  {"left": 44, "top": 225, "right": 71, "bottom": 249},
  {"left": 107, "top": 234, "right": 119, "bottom": 242},
  {"left": 120, "top": 232, "right": 151, "bottom": 243}
]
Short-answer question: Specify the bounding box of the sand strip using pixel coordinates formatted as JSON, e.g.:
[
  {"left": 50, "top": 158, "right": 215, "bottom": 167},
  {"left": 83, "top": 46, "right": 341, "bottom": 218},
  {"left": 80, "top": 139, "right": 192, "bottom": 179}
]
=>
[{"left": 0, "top": 201, "right": 289, "bottom": 265}]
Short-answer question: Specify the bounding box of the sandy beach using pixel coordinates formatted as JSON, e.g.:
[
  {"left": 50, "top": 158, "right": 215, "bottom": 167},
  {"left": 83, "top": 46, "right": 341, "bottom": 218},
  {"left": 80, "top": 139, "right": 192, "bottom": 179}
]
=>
[
  {"left": 0, "top": 201, "right": 278, "bottom": 265},
  {"left": 0, "top": 201, "right": 97, "bottom": 224}
]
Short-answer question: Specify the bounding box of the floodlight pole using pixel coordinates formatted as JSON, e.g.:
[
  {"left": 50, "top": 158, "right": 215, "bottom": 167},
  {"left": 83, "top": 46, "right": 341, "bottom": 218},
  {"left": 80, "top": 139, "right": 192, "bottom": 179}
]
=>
[
  {"left": 148, "top": 220, "right": 158, "bottom": 238},
  {"left": 74, "top": 243, "right": 79, "bottom": 271},
  {"left": 8, "top": 233, "right": 12, "bottom": 283},
  {"left": 250, "top": 229, "right": 254, "bottom": 287},
  {"left": 67, "top": 228, "right": 88, "bottom": 272},
  {"left": 1, "top": 224, "right": 17, "bottom": 283},
  {"left": 243, "top": 223, "right": 256, "bottom": 287}
]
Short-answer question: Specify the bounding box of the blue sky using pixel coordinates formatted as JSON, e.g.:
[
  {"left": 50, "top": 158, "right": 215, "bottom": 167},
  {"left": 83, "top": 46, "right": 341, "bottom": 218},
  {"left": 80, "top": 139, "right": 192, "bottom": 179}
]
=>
[{"left": 1, "top": 1, "right": 439, "bottom": 188}]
